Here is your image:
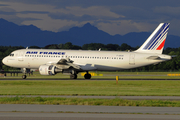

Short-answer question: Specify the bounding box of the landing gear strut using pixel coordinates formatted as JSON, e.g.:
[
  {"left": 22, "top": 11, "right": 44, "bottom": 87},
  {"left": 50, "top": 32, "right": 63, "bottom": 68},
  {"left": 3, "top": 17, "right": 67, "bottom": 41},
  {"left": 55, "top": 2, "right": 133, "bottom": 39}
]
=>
[
  {"left": 69, "top": 69, "right": 78, "bottom": 79},
  {"left": 70, "top": 74, "right": 77, "bottom": 79},
  {"left": 84, "top": 72, "right": 91, "bottom": 79},
  {"left": 21, "top": 68, "right": 30, "bottom": 79}
]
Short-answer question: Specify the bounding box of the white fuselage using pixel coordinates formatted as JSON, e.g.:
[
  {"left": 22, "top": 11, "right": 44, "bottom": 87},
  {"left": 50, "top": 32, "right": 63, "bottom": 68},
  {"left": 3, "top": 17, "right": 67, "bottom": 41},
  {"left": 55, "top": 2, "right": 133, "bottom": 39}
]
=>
[
  {"left": 2, "top": 49, "right": 171, "bottom": 71},
  {"left": 1, "top": 23, "right": 172, "bottom": 79}
]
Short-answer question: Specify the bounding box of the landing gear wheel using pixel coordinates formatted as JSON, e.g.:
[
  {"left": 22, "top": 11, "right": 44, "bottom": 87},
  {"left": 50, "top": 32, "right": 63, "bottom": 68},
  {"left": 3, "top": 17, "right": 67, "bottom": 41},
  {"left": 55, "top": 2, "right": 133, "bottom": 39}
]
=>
[
  {"left": 84, "top": 73, "right": 91, "bottom": 79},
  {"left": 70, "top": 74, "right": 77, "bottom": 79},
  {"left": 22, "top": 75, "right": 27, "bottom": 79}
]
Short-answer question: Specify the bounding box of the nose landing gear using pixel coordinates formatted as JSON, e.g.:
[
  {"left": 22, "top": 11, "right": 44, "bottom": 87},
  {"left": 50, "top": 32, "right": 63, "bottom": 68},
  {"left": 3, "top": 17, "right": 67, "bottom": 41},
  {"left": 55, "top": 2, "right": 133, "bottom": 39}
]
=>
[
  {"left": 22, "top": 75, "right": 27, "bottom": 79},
  {"left": 21, "top": 68, "right": 30, "bottom": 79}
]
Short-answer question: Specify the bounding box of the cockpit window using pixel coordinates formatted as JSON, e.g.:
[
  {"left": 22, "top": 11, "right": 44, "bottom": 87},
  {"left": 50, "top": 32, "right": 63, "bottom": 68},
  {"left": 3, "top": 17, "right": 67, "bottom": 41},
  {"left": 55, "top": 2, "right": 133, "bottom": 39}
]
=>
[{"left": 9, "top": 53, "right": 14, "bottom": 57}]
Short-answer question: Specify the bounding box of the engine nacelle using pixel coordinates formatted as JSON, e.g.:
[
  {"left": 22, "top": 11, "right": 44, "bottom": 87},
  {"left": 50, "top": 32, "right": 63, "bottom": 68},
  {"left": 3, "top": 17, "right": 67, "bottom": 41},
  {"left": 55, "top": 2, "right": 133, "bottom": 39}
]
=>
[{"left": 39, "top": 65, "right": 56, "bottom": 75}]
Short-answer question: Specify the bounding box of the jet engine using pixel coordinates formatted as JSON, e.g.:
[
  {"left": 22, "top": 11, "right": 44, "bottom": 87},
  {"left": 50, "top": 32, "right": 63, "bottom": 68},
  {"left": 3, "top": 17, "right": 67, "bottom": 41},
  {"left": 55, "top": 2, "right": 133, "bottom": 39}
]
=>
[{"left": 39, "top": 65, "right": 57, "bottom": 75}]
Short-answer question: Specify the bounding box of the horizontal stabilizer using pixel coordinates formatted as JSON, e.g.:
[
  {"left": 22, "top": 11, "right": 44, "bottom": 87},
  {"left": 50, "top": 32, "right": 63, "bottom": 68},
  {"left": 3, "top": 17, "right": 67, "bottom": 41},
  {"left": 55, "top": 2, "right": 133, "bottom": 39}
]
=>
[
  {"left": 147, "top": 55, "right": 172, "bottom": 60},
  {"left": 146, "top": 56, "right": 160, "bottom": 60}
]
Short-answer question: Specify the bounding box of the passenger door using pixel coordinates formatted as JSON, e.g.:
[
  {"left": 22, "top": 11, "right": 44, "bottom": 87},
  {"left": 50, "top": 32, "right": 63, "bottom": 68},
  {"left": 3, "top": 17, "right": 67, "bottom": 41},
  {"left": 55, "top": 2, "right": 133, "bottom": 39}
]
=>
[{"left": 129, "top": 54, "right": 135, "bottom": 65}]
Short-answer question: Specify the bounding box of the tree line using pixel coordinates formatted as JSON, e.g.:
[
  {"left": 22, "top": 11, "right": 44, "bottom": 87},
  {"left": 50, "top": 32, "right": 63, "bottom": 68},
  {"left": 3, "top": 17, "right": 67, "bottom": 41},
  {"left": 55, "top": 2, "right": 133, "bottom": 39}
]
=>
[{"left": 0, "top": 42, "right": 179, "bottom": 72}]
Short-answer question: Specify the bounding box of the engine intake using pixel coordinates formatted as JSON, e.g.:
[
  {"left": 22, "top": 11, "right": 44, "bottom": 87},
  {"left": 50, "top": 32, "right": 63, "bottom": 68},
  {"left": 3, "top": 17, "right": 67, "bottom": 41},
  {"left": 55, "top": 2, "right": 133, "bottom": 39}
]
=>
[{"left": 39, "top": 65, "right": 56, "bottom": 75}]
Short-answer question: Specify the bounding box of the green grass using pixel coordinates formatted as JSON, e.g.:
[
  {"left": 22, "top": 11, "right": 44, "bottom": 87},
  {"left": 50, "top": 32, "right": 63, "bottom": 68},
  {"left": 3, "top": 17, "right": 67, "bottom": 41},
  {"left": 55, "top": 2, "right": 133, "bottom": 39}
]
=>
[
  {"left": 1, "top": 72, "right": 180, "bottom": 107},
  {"left": 0, "top": 96, "right": 180, "bottom": 107},
  {"left": 0, "top": 80, "right": 180, "bottom": 96}
]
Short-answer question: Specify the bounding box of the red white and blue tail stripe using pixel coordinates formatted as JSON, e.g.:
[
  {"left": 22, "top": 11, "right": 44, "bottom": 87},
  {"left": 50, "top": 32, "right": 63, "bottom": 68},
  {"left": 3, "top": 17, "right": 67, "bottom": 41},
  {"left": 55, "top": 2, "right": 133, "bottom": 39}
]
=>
[{"left": 136, "top": 23, "right": 170, "bottom": 54}]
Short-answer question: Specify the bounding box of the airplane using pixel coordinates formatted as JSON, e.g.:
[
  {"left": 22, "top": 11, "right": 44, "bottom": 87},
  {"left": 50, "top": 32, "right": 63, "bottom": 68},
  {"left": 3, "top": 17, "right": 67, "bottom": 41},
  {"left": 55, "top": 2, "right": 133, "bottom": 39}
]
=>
[{"left": 2, "top": 23, "right": 171, "bottom": 79}]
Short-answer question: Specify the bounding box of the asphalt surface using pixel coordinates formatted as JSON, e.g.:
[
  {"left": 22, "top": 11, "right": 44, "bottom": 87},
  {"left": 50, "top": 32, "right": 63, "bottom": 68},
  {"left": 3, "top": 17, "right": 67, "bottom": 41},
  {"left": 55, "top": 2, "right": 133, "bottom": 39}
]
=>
[
  {"left": 0, "top": 113, "right": 180, "bottom": 120},
  {"left": 1, "top": 104, "right": 180, "bottom": 114},
  {"left": 0, "top": 104, "right": 180, "bottom": 120}
]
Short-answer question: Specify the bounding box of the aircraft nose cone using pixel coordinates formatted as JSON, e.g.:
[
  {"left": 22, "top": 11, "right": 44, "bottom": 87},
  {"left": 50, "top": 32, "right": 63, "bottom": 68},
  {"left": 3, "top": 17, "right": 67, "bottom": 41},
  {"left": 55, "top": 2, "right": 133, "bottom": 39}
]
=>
[{"left": 2, "top": 57, "right": 7, "bottom": 65}]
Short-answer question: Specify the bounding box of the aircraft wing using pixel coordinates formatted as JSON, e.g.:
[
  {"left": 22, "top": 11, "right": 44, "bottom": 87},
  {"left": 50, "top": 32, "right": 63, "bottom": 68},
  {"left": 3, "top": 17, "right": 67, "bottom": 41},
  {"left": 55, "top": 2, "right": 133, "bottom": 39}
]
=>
[{"left": 56, "top": 58, "right": 81, "bottom": 70}]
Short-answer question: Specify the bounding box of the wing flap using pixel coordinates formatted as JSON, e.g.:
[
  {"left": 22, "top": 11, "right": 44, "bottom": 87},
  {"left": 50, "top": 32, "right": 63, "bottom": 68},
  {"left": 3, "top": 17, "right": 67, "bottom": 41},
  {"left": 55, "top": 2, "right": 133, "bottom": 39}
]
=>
[{"left": 57, "top": 58, "right": 81, "bottom": 70}]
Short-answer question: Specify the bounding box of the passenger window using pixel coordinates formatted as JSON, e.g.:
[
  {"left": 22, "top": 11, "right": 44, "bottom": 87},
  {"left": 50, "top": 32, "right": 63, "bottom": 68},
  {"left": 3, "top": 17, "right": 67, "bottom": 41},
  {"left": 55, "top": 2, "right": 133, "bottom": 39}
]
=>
[{"left": 9, "top": 53, "right": 14, "bottom": 57}]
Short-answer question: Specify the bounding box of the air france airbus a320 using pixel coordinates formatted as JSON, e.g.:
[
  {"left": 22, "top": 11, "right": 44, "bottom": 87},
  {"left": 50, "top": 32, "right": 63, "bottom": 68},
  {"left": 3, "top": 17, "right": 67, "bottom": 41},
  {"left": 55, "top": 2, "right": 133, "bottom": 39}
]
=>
[{"left": 2, "top": 23, "right": 171, "bottom": 79}]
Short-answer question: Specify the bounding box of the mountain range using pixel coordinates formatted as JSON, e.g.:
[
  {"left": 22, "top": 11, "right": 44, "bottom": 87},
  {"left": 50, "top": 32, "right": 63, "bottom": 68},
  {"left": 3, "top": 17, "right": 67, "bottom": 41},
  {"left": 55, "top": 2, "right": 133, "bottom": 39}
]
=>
[{"left": 0, "top": 18, "right": 179, "bottom": 48}]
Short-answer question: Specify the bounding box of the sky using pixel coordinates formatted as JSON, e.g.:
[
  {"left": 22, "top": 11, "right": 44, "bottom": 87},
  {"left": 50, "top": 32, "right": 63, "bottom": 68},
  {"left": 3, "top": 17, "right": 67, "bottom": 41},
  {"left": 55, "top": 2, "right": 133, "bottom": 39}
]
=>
[{"left": 0, "top": 0, "right": 180, "bottom": 36}]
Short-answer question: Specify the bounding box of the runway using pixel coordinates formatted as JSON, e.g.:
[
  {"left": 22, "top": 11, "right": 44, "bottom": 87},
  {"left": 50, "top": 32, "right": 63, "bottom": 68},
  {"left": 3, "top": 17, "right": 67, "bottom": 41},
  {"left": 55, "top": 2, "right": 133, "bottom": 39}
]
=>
[
  {"left": 0, "top": 104, "right": 180, "bottom": 120},
  {"left": 0, "top": 113, "right": 180, "bottom": 120}
]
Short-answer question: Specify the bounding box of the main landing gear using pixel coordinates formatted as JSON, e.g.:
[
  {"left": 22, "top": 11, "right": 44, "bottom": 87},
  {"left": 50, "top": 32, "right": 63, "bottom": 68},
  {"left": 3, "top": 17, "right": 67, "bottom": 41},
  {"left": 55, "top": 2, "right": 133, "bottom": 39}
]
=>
[
  {"left": 70, "top": 71, "right": 91, "bottom": 79},
  {"left": 84, "top": 71, "right": 91, "bottom": 79},
  {"left": 69, "top": 69, "right": 77, "bottom": 79},
  {"left": 70, "top": 74, "right": 77, "bottom": 79}
]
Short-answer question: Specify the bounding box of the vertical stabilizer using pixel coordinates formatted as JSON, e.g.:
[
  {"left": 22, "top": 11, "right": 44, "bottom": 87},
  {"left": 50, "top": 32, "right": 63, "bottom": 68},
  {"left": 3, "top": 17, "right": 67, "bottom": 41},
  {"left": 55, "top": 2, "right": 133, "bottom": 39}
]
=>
[{"left": 135, "top": 23, "right": 170, "bottom": 54}]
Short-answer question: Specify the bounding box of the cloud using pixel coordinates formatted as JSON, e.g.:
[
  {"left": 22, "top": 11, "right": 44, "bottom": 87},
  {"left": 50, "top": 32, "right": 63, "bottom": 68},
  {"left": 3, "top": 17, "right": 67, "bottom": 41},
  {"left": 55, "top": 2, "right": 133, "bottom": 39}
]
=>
[
  {"left": 0, "top": 0, "right": 180, "bottom": 36},
  {"left": 19, "top": 13, "right": 79, "bottom": 32},
  {"left": 154, "top": 6, "right": 180, "bottom": 18},
  {"left": 111, "top": 5, "right": 159, "bottom": 23},
  {"left": 49, "top": 13, "right": 98, "bottom": 22},
  {"left": 96, "top": 20, "right": 155, "bottom": 35},
  {"left": 0, "top": 11, "right": 15, "bottom": 15},
  {"left": 0, "top": 3, "right": 9, "bottom": 7},
  {"left": 47, "top": 6, "right": 124, "bottom": 20},
  {"left": 19, "top": 11, "right": 49, "bottom": 14}
]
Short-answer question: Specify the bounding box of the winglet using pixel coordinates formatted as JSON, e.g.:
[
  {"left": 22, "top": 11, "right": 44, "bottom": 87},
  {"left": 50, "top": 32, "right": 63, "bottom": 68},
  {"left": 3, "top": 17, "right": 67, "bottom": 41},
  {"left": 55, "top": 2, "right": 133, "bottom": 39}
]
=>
[{"left": 135, "top": 23, "right": 170, "bottom": 54}]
